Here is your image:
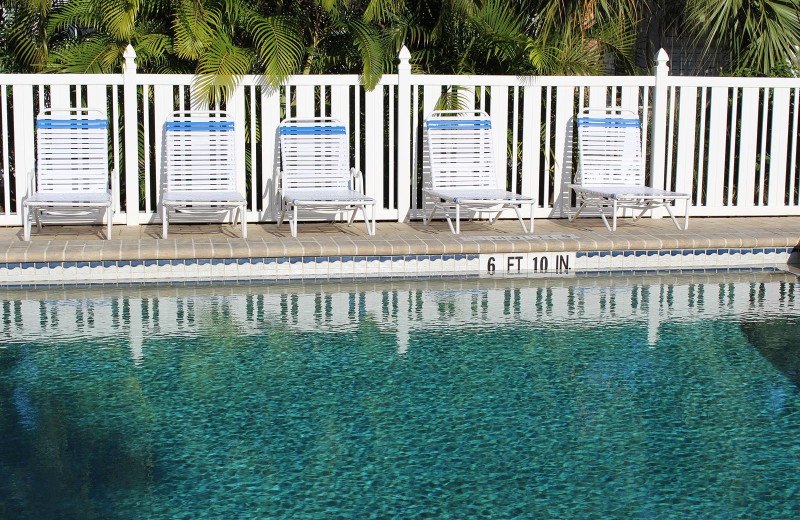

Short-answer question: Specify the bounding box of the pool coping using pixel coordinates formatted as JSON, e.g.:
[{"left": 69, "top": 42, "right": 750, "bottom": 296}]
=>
[
  {"left": 0, "top": 217, "right": 798, "bottom": 287},
  {"left": 2, "top": 217, "right": 800, "bottom": 263}
]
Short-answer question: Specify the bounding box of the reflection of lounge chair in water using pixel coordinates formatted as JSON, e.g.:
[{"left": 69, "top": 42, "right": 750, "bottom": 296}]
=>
[
  {"left": 423, "top": 110, "right": 535, "bottom": 234},
  {"left": 569, "top": 108, "right": 690, "bottom": 231}
]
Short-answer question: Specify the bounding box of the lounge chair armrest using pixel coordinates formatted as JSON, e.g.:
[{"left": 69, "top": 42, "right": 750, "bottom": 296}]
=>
[{"left": 351, "top": 167, "right": 364, "bottom": 192}]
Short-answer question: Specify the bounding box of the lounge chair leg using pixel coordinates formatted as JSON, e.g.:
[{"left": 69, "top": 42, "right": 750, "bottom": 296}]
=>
[
  {"left": 362, "top": 205, "right": 375, "bottom": 235},
  {"left": 291, "top": 205, "right": 298, "bottom": 237},
  {"left": 684, "top": 199, "right": 690, "bottom": 230},
  {"left": 34, "top": 208, "right": 42, "bottom": 231},
  {"left": 598, "top": 207, "right": 612, "bottom": 232},
  {"left": 664, "top": 201, "right": 683, "bottom": 231},
  {"left": 424, "top": 205, "right": 437, "bottom": 227},
  {"left": 107, "top": 207, "right": 112, "bottom": 240},
  {"left": 612, "top": 199, "right": 618, "bottom": 231},
  {"left": 443, "top": 209, "right": 456, "bottom": 234},
  {"left": 278, "top": 207, "right": 286, "bottom": 228},
  {"left": 348, "top": 207, "right": 358, "bottom": 226},
  {"left": 513, "top": 206, "right": 527, "bottom": 233},
  {"left": 569, "top": 199, "right": 587, "bottom": 221},
  {"left": 162, "top": 205, "right": 168, "bottom": 239},
  {"left": 455, "top": 204, "right": 460, "bottom": 234},
  {"left": 23, "top": 204, "right": 30, "bottom": 241},
  {"left": 240, "top": 204, "right": 247, "bottom": 238},
  {"left": 529, "top": 202, "right": 535, "bottom": 233},
  {"left": 633, "top": 200, "right": 654, "bottom": 221}
]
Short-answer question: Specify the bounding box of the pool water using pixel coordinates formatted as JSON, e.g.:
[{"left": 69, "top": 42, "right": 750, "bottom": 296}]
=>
[{"left": 1, "top": 274, "right": 799, "bottom": 519}]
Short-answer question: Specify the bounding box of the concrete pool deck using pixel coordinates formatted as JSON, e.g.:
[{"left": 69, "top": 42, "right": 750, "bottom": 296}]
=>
[{"left": 0, "top": 216, "right": 799, "bottom": 263}]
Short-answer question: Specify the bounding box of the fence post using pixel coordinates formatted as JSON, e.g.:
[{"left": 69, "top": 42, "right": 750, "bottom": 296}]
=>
[
  {"left": 396, "top": 46, "right": 412, "bottom": 222},
  {"left": 12, "top": 85, "right": 35, "bottom": 225},
  {"left": 649, "top": 48, "right": 670, "bottom": 218},
  {"left": 123, "top": 44, "right": 139, "bottom": 226}
]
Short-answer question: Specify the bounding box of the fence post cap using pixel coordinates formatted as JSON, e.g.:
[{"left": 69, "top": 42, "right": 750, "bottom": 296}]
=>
[
  {"left": 398, "top": 46, "right": 411, "bottom": 61},
  {"left": 123, "top": 44, "right": 137, "bottom": 59},
  {"left": 655, "top": 48, "right": 669, "bottom": 64}
]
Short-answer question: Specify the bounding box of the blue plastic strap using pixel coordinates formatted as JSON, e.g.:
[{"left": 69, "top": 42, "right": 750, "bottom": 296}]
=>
[
  {"left": 165, "top": 121, "right": 234, "bottom": 131},
  {"left": 577, "top": 117, "right": 640, "bottom": 128},
  {"left": 427, "top": 120, "right": 492, "bottom": 130},
  {"left": 279, "top": 126, "right": 346, "bottom": 135},
  {"left": 37, "top": 119, "right": 108, "bottom": 129}
]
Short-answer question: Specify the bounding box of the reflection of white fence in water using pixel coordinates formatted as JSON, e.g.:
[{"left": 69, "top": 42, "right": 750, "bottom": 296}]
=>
[
  {"left": 2, "top": 48, "right": 800, "bottom": 227},
  {"left": 1, "top": 275, "right": 798, "bottom": 355}
]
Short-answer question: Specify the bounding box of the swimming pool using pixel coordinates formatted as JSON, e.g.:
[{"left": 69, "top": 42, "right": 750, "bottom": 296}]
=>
[{"left": 1, "top": 273, "right": 799, "bottom": 518}]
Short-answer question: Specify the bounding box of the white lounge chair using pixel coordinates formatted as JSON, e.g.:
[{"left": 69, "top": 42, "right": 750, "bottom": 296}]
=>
[
  {"left": 423, "top": 110, "right": 535, "bottom": 234},
  {"left": 23, "top": 109, "right": 113, "bottom": 241},
  {"left": 568, "top": 108, "right": 690, "bottom": 231},
  {"left": 162, "top": 111, "right": 247, "bottom": 238},
  {"left": 278, "top": 117, "right": 375, "bottom": 237}
]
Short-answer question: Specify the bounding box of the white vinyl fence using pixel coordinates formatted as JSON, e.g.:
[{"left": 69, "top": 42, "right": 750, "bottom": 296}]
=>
[{"left": 0, "top": 46, "right": 799, "bottom": 228}]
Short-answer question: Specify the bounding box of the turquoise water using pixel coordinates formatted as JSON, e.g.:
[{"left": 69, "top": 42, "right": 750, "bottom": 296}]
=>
[{"left": 1, "top": 275, "right": 799, "bottom": 519}]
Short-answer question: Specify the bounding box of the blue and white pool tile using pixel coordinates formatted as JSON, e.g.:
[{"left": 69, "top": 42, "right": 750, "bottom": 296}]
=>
[{"left": 0, "top": 247, "right": 797, "bottom": 286}]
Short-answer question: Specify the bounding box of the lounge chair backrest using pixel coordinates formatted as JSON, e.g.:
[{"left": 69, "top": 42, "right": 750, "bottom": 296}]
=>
[
  {"left": 279, "top": 117, "right": 351, "bottom": 190},
  {"left": 577, "top": 109, "right": 644, "bottom": 186},
  {"left": 426, "top": 110, "right": 497, "bottom": 190},
  {"left": 36, "top": 109, "right": 109, "bottom": 194},
  {"left": 164, "top": 111, "right": 237, "bottom": 192}
]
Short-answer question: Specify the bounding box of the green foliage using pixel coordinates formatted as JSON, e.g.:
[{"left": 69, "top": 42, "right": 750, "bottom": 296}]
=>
[
  {"left": 685, "top": 0, "right": 800, "bottom": 76},
  {"left": 3, "top": 0, "right": 797, "bottom": 102}
]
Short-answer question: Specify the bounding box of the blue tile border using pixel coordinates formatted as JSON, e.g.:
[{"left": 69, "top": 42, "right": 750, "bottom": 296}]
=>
[{"left": 0, "top": 247, "right": 795, "bottom": 288}]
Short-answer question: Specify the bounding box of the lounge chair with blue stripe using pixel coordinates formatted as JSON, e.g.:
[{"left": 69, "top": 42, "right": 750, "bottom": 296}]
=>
[
  {"left": 569, "top": 108, "right": 690, "bottom": 231},
  {"left": 278, "top": 117, "right": 375, "bottom": 237},
  {"left": 424, "top": 110, "right": 535, "bottom": 234},
  {"left": 162, "top": 111, "right": 247, "bottom": 238},
  {"left": 23, "top": 109, "right": 113, "bottom": 240}
]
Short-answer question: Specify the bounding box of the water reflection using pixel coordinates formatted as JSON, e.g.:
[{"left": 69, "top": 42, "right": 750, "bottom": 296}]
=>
[{"left": 0, "top": 272, "right": 798, "bottom": 519}]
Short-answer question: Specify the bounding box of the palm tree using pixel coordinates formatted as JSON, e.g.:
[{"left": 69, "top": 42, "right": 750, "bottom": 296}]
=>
[{"left": 684, "top": 0, "right": 800, "bottom": 75}]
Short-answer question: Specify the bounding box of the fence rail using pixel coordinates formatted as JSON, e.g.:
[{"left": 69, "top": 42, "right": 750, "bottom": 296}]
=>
[{"left": 0, "top": 46, "right": 799, "bottom": 229}]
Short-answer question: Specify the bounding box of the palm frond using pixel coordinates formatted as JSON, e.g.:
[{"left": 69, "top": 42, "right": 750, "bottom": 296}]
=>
[
  {"left": 6, "top": 12, "right": 49, "bottom": 70},
  {"left": 687, "top": 0, "right": 800, "bottom": 75},
  {"left": 47, "top": 0, "right": 99, "bottom": 35},
  {"left": 101, "top": 0, "right": 141, "bottom": 41},
  {"left": 469, "top": 0, "right": 528, "bottom": 62},
  {"left": 194, "top": 32, "right": 253, "bottom": 105},
  {"left": 340, "top": 19, "right": 389, "bottom": 90},
  {"left": 363, "top": 0, "right": 404, "bottom": 24},
  {"left": 249, "top": 15, "right": 304, "bottom": 86},
  {"left": 47, "top": 34, "right": 122, "bottom": 73},
  {"left": 173, "top": 0, "right": 215, "bottom": 60}
]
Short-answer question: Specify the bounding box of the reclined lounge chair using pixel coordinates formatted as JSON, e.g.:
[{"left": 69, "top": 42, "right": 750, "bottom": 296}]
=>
[
  {"left": 278, "top": 117, "right": 375, "bottom": 237},
  {"left": 423, "top": 110, "right": 535, "bottom": 234},
  {"left": 568, "top": 108, "right": 690, "bottom": 231},
  {"left": 162, "top": 111, "right": 247, "bottom": 238},
  {"left": 23, "top": 108, "right": 113, "bottom": 240}
]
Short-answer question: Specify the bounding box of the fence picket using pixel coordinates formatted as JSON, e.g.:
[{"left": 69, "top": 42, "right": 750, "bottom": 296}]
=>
[
  {"left": 768, "top": 88, "right": 791, "bottom": 207},
  {"left": 521, "top": 86, "right": 540, "bottom": 207},
  {"left": 674, "top": 87, "right": 697, "bottom": 200},
  {"left": 738, "top": 88, "right": 760, "bottom": 208},
  {"left": 12, "top": 86, "right": 35, "bottom": 217},
  {"left": 261, "top": 86, "right": 281, "bottom": 220},
  {"left": 706, "top": 87, "right": 728, "bottom": 209},
  {"left": 553, "top": 86, "right": 573, "bottom": 216}
]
